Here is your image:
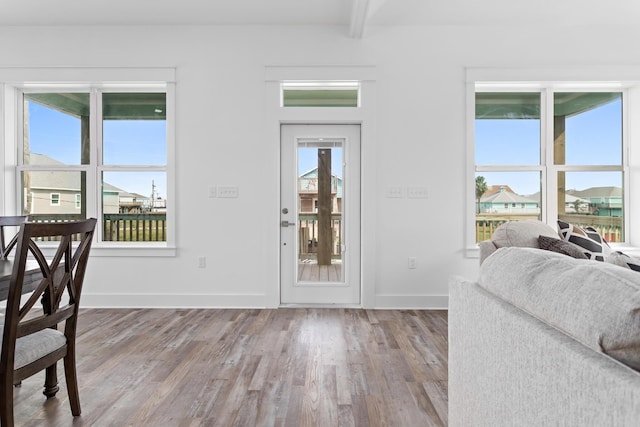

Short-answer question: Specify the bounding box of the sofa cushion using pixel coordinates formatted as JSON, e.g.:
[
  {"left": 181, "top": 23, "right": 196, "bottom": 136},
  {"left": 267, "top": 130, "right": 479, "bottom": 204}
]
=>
[
  {"left": 479, "top": 247, "right": 640, "bottom": 370},
  {"left": 606, "top": 251, "right": 640, "bottom": 272},
  {"left": 538, "top": 235, "right": 588, "bottom": 259},
  {"left": 557, "top": 220, "right": 611, "bottom": 261},
  {"left": 492, "top": 220, "right": 558, "bottom": 249}
]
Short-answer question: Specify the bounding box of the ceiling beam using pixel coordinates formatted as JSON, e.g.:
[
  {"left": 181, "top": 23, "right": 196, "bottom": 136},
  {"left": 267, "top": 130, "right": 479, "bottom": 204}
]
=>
[
  {"left": 349, "top": 0, "right": 389, "bottom": 39},
  {"left": 349, "top": 0, "right": 371, "bottom": 39}
]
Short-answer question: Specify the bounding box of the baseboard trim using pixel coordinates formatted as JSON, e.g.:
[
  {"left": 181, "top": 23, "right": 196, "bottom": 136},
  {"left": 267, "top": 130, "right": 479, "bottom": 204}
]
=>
[
  {"left": 81, "top": 293, "right": 449, "bottom": 310},
  {"left": 81, "top": 293, "right": 268, "bottom": 309},
  {"left": 374, "top": 294, "right": 449, "bottom": 309}
]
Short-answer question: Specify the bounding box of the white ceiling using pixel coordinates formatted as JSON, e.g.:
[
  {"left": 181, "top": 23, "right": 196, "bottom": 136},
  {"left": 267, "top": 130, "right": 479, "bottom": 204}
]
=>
[{"left": 2, "top": 0, "right": 639, "bottom": 37}]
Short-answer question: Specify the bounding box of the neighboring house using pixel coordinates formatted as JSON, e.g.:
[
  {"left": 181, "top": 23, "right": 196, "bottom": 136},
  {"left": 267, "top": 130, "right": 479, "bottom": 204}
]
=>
[
  {"left": 562, "top": 193, "right": 591, "bottom": 214},
  {"left": 526, "top": 191, "right": 592, "bottom": 214},
  {"left": 478, "top": 185, "right": 621, "bottom": 217},
  {"left": 26, "top": 153, "right": 154, "bottom": 215},
  {"left": 478, "top": 185, "right": 539, "bottom": 215},
  {"left": 298, "top": 167, "right": 342, "bottom": 214},
  {"left": 567, "top": 186, "right": 623, "bottom": 217},
  {"left": 27, "top": 153, "right": 84, "bottom": 215},
  {"left": 117, "top": 191, "right": 152, "bottom": 214}
]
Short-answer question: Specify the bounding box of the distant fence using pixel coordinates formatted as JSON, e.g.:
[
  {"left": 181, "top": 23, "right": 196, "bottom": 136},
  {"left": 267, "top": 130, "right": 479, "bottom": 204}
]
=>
[
  {"left": 476, "top": 214, "right": 623, "bottom": 243},
  {"left": 30, "top": 213, "right": 167, "bottom": 242}
]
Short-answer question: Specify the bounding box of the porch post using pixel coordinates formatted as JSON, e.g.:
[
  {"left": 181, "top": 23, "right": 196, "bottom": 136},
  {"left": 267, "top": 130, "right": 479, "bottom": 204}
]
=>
[
  {"left": 554, "top": 115, "right": 566, "bottom": 216},
  {"left": 317, "top": 149, "right": 332, "bottom": 265}
]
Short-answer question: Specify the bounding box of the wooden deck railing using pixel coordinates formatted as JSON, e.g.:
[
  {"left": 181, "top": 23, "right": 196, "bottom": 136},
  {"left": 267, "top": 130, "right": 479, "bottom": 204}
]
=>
[
  {"left": 30, "top": 213, "right": 167, "bottom": 242},
  {"left": 103, "top": 214, "right": 167, "bottom": 242},
  {"left": 298, "top": 213, "right": 342, "bottom": 258},
  {"left": 476, "top": 214, "right": 623, "bottom": 243}
]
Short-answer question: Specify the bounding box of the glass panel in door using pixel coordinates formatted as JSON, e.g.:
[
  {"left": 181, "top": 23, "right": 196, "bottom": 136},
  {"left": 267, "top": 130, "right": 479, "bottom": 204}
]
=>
[{"left": 297, "top": 140, "right": 344, "bottom": 283}]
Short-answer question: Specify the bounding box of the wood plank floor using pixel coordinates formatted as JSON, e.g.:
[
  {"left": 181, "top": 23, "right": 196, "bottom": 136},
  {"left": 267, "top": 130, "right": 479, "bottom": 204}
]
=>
[
  {"left": 298, "top": 263, "right": 342, "bottom": 282},
  {"left": 12, "top": 308, "right": 448, "bottom": 426}
]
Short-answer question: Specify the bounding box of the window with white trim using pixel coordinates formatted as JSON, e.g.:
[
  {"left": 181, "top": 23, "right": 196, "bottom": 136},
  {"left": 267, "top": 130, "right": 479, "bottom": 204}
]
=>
[
  {"left": 473, "top": 86, "right": 626, "bottom": 244},
  {"left": 18, "top": 87, "right": 170, "bottom": 245}
]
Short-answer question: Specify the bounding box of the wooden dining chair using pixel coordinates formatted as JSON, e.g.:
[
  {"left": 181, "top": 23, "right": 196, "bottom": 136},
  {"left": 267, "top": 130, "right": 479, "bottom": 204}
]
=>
[
  {"left": 0, "top": 216, "right": 29, "bottom": 260},
  {"left": 0, "top": 218, "right": 96, "bottom": 426}
]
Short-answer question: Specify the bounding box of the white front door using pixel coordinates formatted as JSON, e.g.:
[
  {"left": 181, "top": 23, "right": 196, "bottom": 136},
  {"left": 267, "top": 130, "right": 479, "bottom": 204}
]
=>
[{"left": 280, "top": 124, "right": 361, "bottom": 305}]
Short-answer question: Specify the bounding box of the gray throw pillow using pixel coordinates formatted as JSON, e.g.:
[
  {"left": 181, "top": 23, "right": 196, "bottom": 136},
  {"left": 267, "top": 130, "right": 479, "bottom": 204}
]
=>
[
  {"left": 538, "top": 235, "right": 588, "bottom": 259},
  {"left": 492, "top": 220, "right": 558, "bottom": 249}
]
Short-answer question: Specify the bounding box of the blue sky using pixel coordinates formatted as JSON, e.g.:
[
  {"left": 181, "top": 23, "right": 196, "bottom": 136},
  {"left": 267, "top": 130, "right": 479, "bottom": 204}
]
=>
[
  {"left": 27, "top": 101, "right": 167, "bottom": 199},
  {"left": 476, "top": 97, "right": 622, "bottom": 195},
  {"left": 298, "top": 147, "right": 343, "bottom": 178}
]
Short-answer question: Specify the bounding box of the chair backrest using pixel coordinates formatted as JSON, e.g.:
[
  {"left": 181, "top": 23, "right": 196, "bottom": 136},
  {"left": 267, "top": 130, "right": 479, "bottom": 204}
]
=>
[
  {"left": 0, "top": 216, "right": 28, "bottom": 260},
  {"left": 1, "top": 218, "right": 96, "bottom": 375}
]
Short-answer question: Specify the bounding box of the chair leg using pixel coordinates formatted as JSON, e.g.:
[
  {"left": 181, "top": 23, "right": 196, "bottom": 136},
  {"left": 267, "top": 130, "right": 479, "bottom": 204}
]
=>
[
  {"left": 1, "top": 377, "right": 14, "bottom": 427},
  {"left": 43, "top": 364, "right": 59, "bottom": 398},
  {"left": 64, "top": 352, "right": 81, "bottom": 416}
]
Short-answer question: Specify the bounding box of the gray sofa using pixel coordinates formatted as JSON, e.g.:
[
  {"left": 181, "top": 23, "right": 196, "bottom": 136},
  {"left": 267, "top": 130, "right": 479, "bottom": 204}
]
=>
[{"left": 449, "top": 221, "right": 640, "bottom": 426}]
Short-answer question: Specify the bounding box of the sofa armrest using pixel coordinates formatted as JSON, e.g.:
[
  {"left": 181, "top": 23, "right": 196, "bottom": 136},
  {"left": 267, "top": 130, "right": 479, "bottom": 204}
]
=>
[{"left": 448, "top": 276, "right": 640, "bottom": 427}]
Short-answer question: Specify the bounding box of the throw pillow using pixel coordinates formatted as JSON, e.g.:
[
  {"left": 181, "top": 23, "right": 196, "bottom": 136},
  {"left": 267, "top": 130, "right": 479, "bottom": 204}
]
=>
[
  {"left": 606, "top": 251, "right": 640, "bottom": 272},
  {"left": 538, "top": 235, "right": 588, "bottom": 259},
  {"left": 557, "top": 220, "right": 611, "bottom": 261},
  {"left": 492, "top": 220, "right": 558, "bottom": 249}
]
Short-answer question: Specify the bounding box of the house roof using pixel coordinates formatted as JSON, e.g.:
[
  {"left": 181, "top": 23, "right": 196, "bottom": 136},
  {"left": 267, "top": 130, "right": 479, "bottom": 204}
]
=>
[
  {"left": 481, "top": 185, "right": 517, "bottom": 198},
  {"left": 480, "top": 185, "right": 538, "bottom": 204},
  {"left": 28, "top": 153, "right": 126, "bottom": 194},
  {"left": 567, "top": 187, "right": 622, "bottom": 199},
  {"left": 299, "top": 167, "right": 343, "bottom": 198}
]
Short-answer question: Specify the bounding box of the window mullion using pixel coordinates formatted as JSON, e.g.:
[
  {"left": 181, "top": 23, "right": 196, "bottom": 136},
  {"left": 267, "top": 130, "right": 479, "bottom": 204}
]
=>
[
  {"left": 91, "top": 89, "right": 101, "bottom": 238},
  {"left": 542, "top": 88, "right": 556, "bottom": 225}
]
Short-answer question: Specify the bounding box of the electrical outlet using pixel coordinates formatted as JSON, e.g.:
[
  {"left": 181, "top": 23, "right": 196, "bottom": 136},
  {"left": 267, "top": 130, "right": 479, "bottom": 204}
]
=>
[
  {"left": 408, "top": 257, "right": 417, "bottom": 269},
  {"left": 198, "top": 256, "right": 206, "bottom": 268},
  {"left": 208, "top": 186, "right": 217, "bottom": 198}
]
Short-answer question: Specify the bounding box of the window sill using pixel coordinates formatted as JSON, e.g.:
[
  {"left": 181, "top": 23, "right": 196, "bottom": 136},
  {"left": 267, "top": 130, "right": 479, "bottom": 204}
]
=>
[
  {"left": 91, "top": 245, "right": 176, "bottom": 257},
  {"left": 37, "top": 244, "right": 176, "bottom": 258},
  {"left": 465, "top": 246, "right": 480, "bottom": 259},
  {"left": 466, "top": 243, "right": 640, "bottom": 260}
]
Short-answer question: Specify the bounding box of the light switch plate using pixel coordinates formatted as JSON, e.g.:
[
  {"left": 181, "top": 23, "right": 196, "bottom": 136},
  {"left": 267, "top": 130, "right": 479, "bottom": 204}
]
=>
[
  {"left": 386, "top": 186, "right": 404, "bottom": 198},
  {"left": 217, "top": 185, "right": 239, "bottom": 198},
  {"left": 407, "top": 187, "right": 428, "bottom": 199}
]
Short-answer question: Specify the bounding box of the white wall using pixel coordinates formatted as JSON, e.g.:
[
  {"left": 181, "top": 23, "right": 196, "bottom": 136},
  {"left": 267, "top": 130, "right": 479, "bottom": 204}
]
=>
[{"left": 1, "top": 23, "right": 638, "bottom": 308}]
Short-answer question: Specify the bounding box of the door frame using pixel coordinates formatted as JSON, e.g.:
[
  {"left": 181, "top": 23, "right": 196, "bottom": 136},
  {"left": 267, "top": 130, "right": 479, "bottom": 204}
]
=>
[{"left": 264, "top": 66, "right": 377, "bottom": 308}]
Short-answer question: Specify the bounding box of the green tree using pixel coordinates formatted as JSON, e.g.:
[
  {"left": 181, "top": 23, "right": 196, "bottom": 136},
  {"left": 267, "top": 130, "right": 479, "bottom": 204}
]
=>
[
  {"left": 573, "top": 199, "right": 581, "bottom": 213},
  {"left": 475, "top": 176, "right": 488, "bottom": 214}
]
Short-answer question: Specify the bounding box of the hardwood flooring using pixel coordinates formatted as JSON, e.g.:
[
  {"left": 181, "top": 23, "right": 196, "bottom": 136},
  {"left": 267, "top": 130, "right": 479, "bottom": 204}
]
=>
[
  {"left": 297, "top": 263, "right": 342, "bottom": 282},
  {"left": 12, "top": 308, "right": 448, "bottom": 426}
]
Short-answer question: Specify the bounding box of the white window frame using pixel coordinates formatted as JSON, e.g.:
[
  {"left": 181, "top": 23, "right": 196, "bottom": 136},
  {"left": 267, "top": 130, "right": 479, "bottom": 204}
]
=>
[
  {"left": 280, "top": 81, "right": 361, "bottom": 108},
  {"left": 75, "top": 194, "right": 81, "bottom": 209},
  {"left": 466, "top": 67, "right": 640, "bottom": 257},
  {"left": 0, "top": 67, "right": 176, "bottom": 256}
]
